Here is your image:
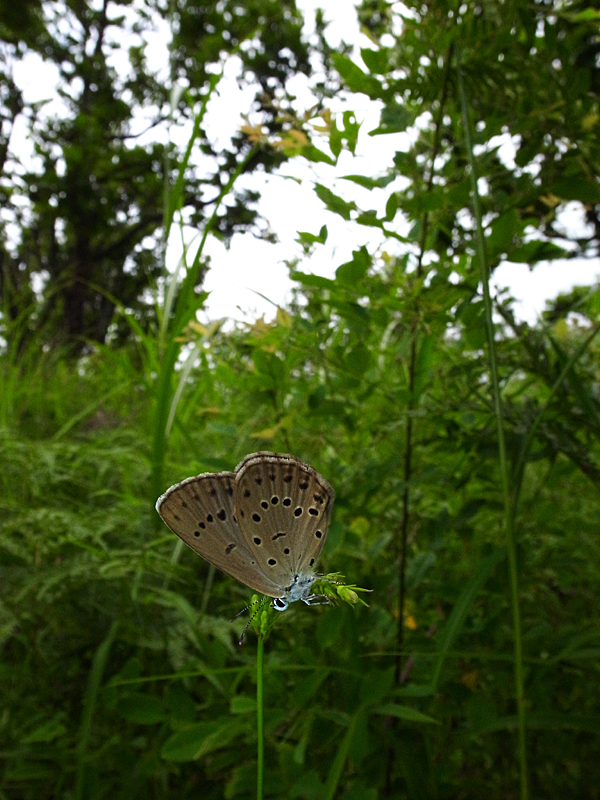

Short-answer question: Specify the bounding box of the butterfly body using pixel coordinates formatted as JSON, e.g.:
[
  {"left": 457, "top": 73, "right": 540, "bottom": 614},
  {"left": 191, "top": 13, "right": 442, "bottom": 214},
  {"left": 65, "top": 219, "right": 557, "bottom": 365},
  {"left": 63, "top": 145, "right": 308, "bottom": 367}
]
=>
[{"left": 156, "top": 452, "right": 335, "bottom": 610}]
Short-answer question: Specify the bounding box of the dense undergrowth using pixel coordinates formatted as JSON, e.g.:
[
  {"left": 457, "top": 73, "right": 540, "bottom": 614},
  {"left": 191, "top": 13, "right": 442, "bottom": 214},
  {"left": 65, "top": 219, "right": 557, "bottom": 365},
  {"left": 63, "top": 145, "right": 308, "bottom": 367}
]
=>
[{"left": 2, "top": 273, "right": 600, "bottom": 798}]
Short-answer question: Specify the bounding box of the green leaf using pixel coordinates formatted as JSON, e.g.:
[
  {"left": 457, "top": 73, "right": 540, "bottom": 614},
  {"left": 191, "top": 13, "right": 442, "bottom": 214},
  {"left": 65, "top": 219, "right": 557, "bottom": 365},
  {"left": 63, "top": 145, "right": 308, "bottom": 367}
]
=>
[
  {"left": 22, "top": 717, "right": 67, "bottom": 744},
  {"left": 301, "top": 145, "right": 336, "bottom": 166},
  {"left": 230, "top": 695, "right": 256, "bottom": 714},
  {"left": 161, "top": 719, "right": 243, "bottom": 762},
  {"left": 385, "top": 192, "right": 398, "bottom": 221},
  {"left": 336, "top": 247, "right": 371, "bottom": 286},
  {"left": 253, "top": 350, "right": 285, "bottom": 385},
  {"left": 356, "top": 211, "right": 385, "bottom": 228},
  {"left": 341, "top": 174, "right": 395, "bottom": 190},
  {"left": 332, "top": 54, "right": 385, "bottom": 99},
  {"left": 487, "top": 209, "right": 520, "bottom": 256},
  {"left": 334, "top": 110, "right": 361, "bottom": 155},
  {"left": 344, "top": 343, "right": 372, "bottom": 376},
  {"left": 393, "top": 151, "right": 414, "bottom": 173},
  {"left": 550, "top": 178, "right": 600, "bottom": 203},
  {"left": 291, "top": 271, "right": 336, "bottom": 290},
  {"left": 297, "top": 225, "right": 328, "bottom": 247},
  {"left": 506, "top": 240, "right": 569, "bottom": 263},
  {"left": 315, "top": 183, "right": 357, "bottom": 220},
  {"left": 370, "top": 103, "right": 412, "bottom": 136},
  {"left": 371, "top": 704, "right": 440, "bottom": 725},
  {"left": 360, "top": 46, "right": 390, "bottom": 74}
]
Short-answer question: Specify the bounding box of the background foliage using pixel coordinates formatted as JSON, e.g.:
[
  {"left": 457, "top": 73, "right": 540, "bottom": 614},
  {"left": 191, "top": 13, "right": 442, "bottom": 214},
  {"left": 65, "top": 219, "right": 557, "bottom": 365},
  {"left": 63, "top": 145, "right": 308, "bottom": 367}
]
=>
[{"left": 1, "top": 1, "right": 600, "bottom": 799}]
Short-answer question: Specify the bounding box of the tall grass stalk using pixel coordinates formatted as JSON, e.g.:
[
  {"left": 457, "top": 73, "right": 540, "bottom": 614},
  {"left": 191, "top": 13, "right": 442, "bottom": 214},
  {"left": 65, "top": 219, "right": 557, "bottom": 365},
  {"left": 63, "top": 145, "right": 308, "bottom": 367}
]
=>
[
  {"left": 150, "top": 84, "right": 258, "bottom": 508},
  {"left": 256, "top": 637, "right": 265, "bottom": 800},
  {"left": 457, "top": 64, "right": 528, "bottom": 800}
]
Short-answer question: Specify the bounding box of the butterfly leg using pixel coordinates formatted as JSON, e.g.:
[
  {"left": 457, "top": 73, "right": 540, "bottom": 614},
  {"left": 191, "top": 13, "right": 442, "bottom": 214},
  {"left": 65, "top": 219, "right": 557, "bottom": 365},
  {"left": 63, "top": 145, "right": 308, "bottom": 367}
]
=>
[{"left": 302, "top": 594, "right": 330, "bottom": 606}]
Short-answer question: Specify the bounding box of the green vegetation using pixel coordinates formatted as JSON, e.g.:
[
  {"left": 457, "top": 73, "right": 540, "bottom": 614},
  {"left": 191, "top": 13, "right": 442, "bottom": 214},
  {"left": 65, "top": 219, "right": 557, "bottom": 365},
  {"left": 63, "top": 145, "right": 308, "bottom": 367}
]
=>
[{"left": 2, "top": 1, "right": 600, "bottom": 798}]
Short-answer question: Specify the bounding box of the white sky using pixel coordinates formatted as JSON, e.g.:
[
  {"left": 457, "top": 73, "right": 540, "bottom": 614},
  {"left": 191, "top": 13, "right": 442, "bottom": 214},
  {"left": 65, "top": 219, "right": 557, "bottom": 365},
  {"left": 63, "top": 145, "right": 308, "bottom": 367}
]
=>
[{"left": 7, "top": 0, "right": 599, "bottom": 327}]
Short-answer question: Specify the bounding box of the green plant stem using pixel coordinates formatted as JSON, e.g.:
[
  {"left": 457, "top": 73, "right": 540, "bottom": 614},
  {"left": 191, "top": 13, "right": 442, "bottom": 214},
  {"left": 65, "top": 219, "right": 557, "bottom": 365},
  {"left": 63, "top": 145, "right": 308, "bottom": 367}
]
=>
[
  {"left": 396, "top": 39, "right": 454, "bottom": 682},
  {"left": 457, "top": 63, "right": 528, "bottom": 800},
  {"left": 256, "top": 636, "right": 265, "bottom": 800},
  {"left": 385, "top": 42, "right": 454, "bottom": 798}
]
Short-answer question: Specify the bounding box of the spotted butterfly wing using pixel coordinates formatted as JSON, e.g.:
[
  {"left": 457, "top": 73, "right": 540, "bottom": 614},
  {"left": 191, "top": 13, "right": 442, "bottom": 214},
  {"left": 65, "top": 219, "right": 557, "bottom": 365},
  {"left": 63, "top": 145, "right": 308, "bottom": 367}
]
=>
[
  {"left": 156, "top": 471, "right": 283, "bottom": 597},
  {"left": 234, "top": 452, "right": 335, "bottom": 586}
]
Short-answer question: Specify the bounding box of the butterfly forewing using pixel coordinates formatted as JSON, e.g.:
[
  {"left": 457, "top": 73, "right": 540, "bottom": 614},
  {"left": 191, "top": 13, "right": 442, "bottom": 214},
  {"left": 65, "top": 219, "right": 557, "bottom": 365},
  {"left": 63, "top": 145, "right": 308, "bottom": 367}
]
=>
[
  {"left": 234, "top": 453, "right": 335, "bottom": 585},
  {"left": 156, "top": 472, "right": 283, "bottom": 597}
]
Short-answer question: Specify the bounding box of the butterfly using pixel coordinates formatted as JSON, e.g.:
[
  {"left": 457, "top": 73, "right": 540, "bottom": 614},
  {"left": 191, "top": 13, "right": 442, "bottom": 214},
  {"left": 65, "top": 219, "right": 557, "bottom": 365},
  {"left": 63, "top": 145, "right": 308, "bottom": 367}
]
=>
[{"left": 156, "top": 452, "right": 335, "bottom": 611}]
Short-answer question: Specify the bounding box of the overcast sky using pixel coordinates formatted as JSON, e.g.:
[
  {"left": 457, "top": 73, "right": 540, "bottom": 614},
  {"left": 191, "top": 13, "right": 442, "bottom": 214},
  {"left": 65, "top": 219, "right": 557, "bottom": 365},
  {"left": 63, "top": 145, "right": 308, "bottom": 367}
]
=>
[{"left": 9, "top": 0, "right": 599, "bottom": 326}]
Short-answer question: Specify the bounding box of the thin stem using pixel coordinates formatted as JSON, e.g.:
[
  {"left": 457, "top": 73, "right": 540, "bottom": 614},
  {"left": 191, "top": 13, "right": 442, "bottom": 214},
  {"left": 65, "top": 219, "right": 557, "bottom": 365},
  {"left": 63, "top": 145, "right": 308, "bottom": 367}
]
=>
[
  {"left": 256, "top": 636, "right": 265, "bottom": 800},
  {"left": 457, "top": 63, "right": 529, "bottom": 800},
  {"left": 385, "top": 42, "right": 454, "bottom": 798},
  {"left": 396, "top": 39, "right": 455, "bottom": 682}
]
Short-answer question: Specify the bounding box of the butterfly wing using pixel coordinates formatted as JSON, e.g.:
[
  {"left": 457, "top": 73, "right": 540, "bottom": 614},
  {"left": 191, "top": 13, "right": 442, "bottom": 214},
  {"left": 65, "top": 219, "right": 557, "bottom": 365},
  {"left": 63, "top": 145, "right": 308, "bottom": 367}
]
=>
[
  {"left": 233, "top": 453, "right": 335, "bottom": 584},
  {"left": 156, "top": 472, "right": 283, "bottom": 597}
]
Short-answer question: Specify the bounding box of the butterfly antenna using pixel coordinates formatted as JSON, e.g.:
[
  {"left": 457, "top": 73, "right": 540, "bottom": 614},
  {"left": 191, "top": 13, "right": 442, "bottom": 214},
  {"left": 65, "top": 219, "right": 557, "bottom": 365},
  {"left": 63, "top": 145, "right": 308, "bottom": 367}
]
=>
[
  {"left": 238, "top": 597, "right": 269, "bottom": 646},
  {"left": 230, "top": 597, "right": 262, "bottom": 622}
]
